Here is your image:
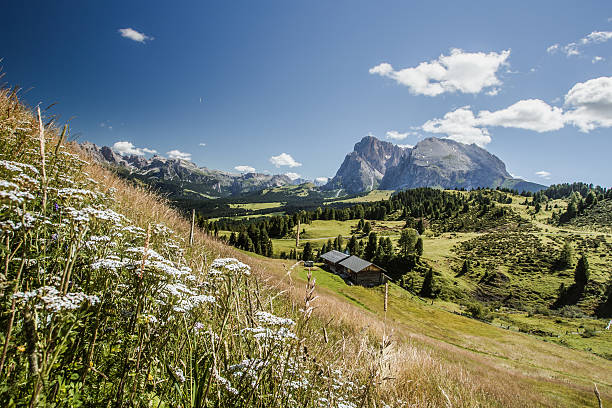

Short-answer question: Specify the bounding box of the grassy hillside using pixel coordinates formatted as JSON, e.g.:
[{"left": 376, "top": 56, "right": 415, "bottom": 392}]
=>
[{"left": 1, "top": 88, "right": 610, "bottom": 407}]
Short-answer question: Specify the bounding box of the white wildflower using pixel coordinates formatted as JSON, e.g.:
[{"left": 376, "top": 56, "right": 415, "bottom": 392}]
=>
[{"left": 254, "top": 311, "right": 295, "bottom": 327}]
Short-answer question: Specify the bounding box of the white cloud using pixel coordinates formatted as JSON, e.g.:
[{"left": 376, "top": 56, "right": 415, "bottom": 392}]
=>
[
  {"left": 167, "top": 149, "right": 192, "bottom": 161},
  {"left": 583, "top": 31, "right": 612, "bottom": 44},
  {"left": 592, "top": 56, "right": 605, "bottom": 63},
  {"left": 563, "top": 76, "right": 612, "bottom": 132},
  {"left": 397, "top": 144, "right": 414, "bottom": 149},
  {"left": 385, "top": 130, "right": 410, "bottom": 140},
  {"left": 563, "top": 43, "right": 580, "bottom": 56},
  {"left": 235, "top": 165, "right": 255, "bottom": 173},
  {"left": 315, "top": 177, "right": 329, "bottom": 184},
  {"left": 478, "top": 99, "right": 565, "bottom": 132},
  {"left": 112, "top": 141, "right": 156, "bottom": 156},
  {"left": 535, "top": 171, "right": 551, "bottom": 179},
  {"left": 422, "top": 106, "right": 492, "bottom": 147},
  {"left": 369, "top": 48, "right": 510, "bottom": 96},
  {"left": 199, "top": 143, "right": 207, "bottom": 147},
  {"left": 546, "top": 44, "right": 560, "bottom": 54},
  {"left": 118, "top": 28, "right": 153, "bottom": 43},
  {"left": 284, "top": 172, "right": 301, "bottom": 180},
  {"left": 269, "top": 153, "right": 302, "bottom": 168},
  {"left": 421, "top": 76, "right": 612, "bottom": 144},
  {"left": 486, "top": 88, "right": 500, "bottom": 96},
  {"left": 550, "top": 31, "right": 612, "bottom": 56}
]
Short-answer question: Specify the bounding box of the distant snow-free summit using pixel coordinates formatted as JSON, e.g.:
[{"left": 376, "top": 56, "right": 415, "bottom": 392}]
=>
[{"left": 323, "top": 136, "right": 546, "bottom": 194}]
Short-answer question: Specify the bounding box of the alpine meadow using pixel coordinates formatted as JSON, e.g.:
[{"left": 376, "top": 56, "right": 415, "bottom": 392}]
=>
[{"left": 1, "top": 1, "right": 612, "bottom": 407}]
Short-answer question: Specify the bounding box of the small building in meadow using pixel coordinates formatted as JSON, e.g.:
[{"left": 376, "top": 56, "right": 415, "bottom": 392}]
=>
[
  {"left": 338, "top": 255, "right": 388, "bottom": 287},
  {"left": 320, "top": 250, "right": 349, "bottom": 273},
  {"left": 319, "top": 250, "right": 388, "bottom": 287}
]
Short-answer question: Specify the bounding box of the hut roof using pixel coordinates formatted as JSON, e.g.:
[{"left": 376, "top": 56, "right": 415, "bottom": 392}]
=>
[
  {"left": 338, "top": 256, "right": 372, "bottom": 273},
  {"left": 320, "top": 250, "right": 349, "bottom": 264}
]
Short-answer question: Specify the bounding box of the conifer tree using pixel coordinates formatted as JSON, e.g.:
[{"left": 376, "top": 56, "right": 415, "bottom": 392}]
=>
[
  {"left": 398, "top": 228, "right": 418, "bottom": 256},
  {"left": 416, "top": 219, "right": 425, "bottom": 235},
  {"left": 364, "top": 232, "right": 377, "bottom": 260},
  {"left": 574, "top": 254, "right": 589, "bottom": 287},
  {"left": 558, "top": 241, "right": 574, "bottom": 269},
  {"left": 363, "top": 221, "right": 372, "bottom": 235},
  {"left": 420, "top": 268, "right": 434, "bottom": 298},
  {"left": 302, "top": 242, "right": 313, "bottom": 261},
  {"left": 347, "top": 235, "right": 358, "bottom": 255},
  {"left": 416, "top": 237, "right": 424, "bottom": 257}
]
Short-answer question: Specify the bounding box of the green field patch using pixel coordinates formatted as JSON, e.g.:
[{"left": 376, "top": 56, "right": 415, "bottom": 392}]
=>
[
  {"left": 228, "top": 202, "right": 285, "bottom": 210},
  {"left": 326, "top": 189, "right": 394, "bottom": 204}
]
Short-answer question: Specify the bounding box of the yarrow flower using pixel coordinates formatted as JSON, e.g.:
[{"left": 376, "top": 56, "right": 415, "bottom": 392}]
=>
[
  {"left": 13, "top": 286, "right": 99, "bottom": 313},
  {"left": 210, "top": 258, "right": 251, "bottom": 276}
]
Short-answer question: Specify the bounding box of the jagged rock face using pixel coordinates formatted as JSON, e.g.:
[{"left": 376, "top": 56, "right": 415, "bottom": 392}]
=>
[
  {"left": 324, "top": 136, "right": 406, "bottom": 194},
  {"left": 80, "top": 142, "right": 295, "bottom": 198},
  {"left": 380, "top": 138, "right": 510, "bottom": 190}
]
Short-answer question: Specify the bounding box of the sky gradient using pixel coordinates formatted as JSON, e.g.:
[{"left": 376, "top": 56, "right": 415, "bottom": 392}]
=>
[{"left": 1, "top": 0, "right": 611, "bottom": 186}]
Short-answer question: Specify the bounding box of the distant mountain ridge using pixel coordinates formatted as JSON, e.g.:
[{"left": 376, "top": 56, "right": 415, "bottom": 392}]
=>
[
  {"left": 325, "top": 136, "right": 546, "bottom": 193},
  {"left": 323, "top": 136, "right": 406, "bottom": 194},
  {"left": 80, "top": 142, "right": 301, "bottom": 199}
]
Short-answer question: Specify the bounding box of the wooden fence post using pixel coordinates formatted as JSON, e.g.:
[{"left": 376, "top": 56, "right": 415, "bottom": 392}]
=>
[{"left": 189, "top": 209, "right": 195, "bottom": 246}]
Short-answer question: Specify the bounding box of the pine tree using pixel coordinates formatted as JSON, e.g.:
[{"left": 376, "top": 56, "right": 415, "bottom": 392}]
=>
[
  {"left": 557, "top": 241, "right": 574, "bottom": 269},
  {"left": 574, "top": 254, "right": 590, "bottom": 287},
  {"left": 347, "top": 235, "right": 358, "bottom": 255},
  {"left": 416, "top": 219, "right": 425, "bottom": 235},
  {"left": 363, "top": 221, "right": 372, "bottom": 235},
  {"left": 398, "top": 228, "right": 418, "bottom": 257},
  {"left": 420, "top": 268, "right": 434, "bottom": 298},
  {"left": 364, "top": 232, "right": 377, "bottom": 261},
  {"left": 302, "top": 242, "right": 313, "bottom": 261},
  {"left": 460, "top": 259, "right": 470, "bottom": 276},
  {"left": 415, "top": 237, "right": 423, "bottom": 257}
]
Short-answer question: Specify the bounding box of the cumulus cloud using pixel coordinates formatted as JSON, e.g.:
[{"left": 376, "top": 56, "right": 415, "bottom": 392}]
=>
[
  {"left": 269, "top": 153, "right": 302, "bottom": 168},
  {"left": 583, "top": 31, "right": 612, "bottom": 44},
  {"left": 549, "top": 31, "right": 612, "bottom": 56},
  {"left": 112, "top": 141, "right": 157, "bottom": 156},
  {"left": 422, "top": 107, "right": 492, "bottom": 147},
  {"left": 397, "top": 144, "right": 414, "bottom": 149},
  {"left": 546, "top": 44, "right": 560, "bottom": 54},
  {"left": 284, "top": 172, "right": 302, "bottom": 180},
  {"left": 564, "top": 76, "right": 612, "bottom": 132},
  {"left": 385, "top": 130, "right": 410, "bottom": 140},
  {"left": 315, "top": 177, "right": 329, "bottom": 184},
  {"left": 118, "top": 28, "right": 153, "bottom": 43},
  {"left": 478, "top": 99, "right": 565, "bottom": 132},
  {"left": 167, "top": 149, "right": 192, "bottom": 161},
  {"left": 234, "top": 165, "right": 255, "bottom": 173},
  {"left": 592, "top": 56, "right": 605, "bottom": 63},
  {"left": 421, "top": 76, "right": 612, "bottom": 144},
  {"left": 535, "top": 171, "right": 551, "bottom": 179},
  {"left": 369, "top": 48, "right": 510, "bottom": 96}
]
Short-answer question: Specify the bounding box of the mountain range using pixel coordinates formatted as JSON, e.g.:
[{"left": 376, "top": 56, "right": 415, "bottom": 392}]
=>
[
  {"left": 80, "top": 142, "right": 305, "bottom": 199},
  {"left": 324, "top": 136, "right": 546, "bottom": 194},
  {"left": 80, "top": 136, "right": 546, "bottom": 200}
]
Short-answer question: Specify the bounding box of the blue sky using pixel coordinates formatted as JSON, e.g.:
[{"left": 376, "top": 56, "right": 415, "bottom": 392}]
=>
[{"left": 1, "top": 0, "right": 611, "bottom": 186}]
